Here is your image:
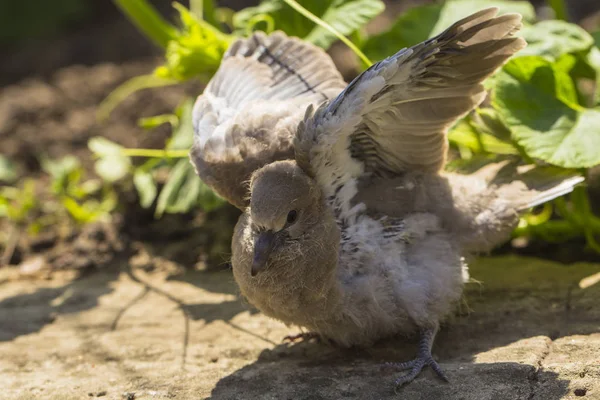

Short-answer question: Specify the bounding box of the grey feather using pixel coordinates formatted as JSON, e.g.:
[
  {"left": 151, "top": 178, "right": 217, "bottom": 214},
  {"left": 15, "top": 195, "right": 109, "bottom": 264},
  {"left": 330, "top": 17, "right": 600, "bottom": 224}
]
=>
[
  {"left": 211, "top": 8, "right": 584, "bottom": 387},
  {"left": 190, "top": 31, "right": 346, "bottom": 208}
]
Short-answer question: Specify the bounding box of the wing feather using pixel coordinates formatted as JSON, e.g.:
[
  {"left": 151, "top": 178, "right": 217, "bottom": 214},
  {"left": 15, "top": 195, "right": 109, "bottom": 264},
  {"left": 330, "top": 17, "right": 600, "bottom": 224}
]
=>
[
  {"left": 190, "top": 31, "right": 346, "bottom": 208},
  {"left": 295, "top": 8, "right": 526, "bottom": 216}
]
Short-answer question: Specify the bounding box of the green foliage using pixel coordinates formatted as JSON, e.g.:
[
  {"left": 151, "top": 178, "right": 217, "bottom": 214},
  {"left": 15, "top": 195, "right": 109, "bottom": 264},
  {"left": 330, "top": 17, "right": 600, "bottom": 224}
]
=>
[
  {"left": 106, "top": 0, "right": 600, "bottom": 250},
  {"left": 90, "top": 98, "right": 224, "bottom": 217},
  {"left": 363, "top": 0, "right": 535, "bottom": 62},
  {"left": 519, "top": 20, "right": 594, "bottom": 60},
  {"left": 41, "top": 156, "right": 117, "bottom": 224},
  {"left": 235, "top": 0, "right": 384, "bottom": 49},
  {"left": 155, "top": 3, "right": 233, "bottom": 81},
  {"left": 0, "top": 155, "right": 17, "bottom": 183},
  {"left": 493, "top": 56, "right": 600, "bottom": 168},
  {"left": 0, "top": 155, "right": 117, "bottom": 236}
]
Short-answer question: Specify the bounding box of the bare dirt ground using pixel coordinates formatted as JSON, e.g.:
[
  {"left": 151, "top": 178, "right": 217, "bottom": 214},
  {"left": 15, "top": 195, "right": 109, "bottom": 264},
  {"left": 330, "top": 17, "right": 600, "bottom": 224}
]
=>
[
  {"left": 1, "top": 255, "right": 599, "bottom": 400},
  {"left": 2, "top": 1, "right": 600, "bottom": 399}
]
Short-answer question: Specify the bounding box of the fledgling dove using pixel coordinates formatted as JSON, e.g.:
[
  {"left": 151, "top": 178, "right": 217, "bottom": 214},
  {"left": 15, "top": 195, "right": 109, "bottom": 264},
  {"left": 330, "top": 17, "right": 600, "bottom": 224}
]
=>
[{"left": 191, "top": 8, "right": 584, "bottom": 386}]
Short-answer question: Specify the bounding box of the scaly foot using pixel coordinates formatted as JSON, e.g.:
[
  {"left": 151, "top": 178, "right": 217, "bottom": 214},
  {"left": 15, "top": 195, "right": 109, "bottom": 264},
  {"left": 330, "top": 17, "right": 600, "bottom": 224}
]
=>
[{"left": 385, "top": 327, "right": 449, "bottom": 390}]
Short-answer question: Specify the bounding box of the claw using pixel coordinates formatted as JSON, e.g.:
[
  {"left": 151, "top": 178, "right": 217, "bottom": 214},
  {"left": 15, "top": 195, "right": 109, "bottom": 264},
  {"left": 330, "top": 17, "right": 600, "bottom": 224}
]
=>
[{"left": 388, "top": 326, "right": 450, "bottom": 389}]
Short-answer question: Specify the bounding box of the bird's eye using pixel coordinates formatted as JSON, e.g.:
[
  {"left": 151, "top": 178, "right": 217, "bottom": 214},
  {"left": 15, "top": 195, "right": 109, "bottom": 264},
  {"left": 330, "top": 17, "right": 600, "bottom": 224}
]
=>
[{"left": 286, "top": 210, "right": 298, "bottom": 224}]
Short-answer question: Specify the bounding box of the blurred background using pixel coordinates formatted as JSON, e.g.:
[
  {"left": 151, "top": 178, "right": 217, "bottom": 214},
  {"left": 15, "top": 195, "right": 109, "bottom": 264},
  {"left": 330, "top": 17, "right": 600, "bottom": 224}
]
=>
[{"left": 1, "top": 0, "right": 600, "bottom": 278}]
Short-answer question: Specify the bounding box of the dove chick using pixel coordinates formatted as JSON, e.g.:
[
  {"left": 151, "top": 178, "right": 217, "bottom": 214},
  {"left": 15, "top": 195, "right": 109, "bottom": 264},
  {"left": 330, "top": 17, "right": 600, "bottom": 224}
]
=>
[{"left": 192, "top": 7, "right": 584, "bottom": 387}]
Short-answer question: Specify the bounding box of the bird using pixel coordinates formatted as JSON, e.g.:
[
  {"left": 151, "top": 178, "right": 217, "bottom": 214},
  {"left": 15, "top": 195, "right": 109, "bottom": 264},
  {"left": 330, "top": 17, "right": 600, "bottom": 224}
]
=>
[{"left": 190, "top": 8, "right": 584, "bottom": 387}]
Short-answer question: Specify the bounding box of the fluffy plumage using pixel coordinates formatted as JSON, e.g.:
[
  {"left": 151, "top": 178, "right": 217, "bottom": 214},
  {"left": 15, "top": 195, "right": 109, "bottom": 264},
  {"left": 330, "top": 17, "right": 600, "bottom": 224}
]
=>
[
  {"left": 190, "top": 31, "right": 346, "bottom": 208},
  {"left": 192, "top": 8, "right": 584, "bottom": 387}
]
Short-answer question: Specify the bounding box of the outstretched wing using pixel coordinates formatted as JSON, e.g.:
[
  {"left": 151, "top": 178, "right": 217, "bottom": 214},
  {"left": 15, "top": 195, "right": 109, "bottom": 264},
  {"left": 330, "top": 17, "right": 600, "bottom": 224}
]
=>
[
  {"left": 295, "top": 8, "right": 526, "bottom": 217},
  {"left": 190, "top": 31, "right": 346, "bottom": 209}
]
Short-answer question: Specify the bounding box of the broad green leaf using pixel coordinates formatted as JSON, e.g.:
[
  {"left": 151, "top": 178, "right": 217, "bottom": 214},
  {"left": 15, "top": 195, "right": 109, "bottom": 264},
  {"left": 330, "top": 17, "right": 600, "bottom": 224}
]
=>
[
  {"left": 234, "top": 0, "right": 326, "bottom": 38},
  {"left": 167, "top": 98, "right": 195, "bottom": 150},
  {"left": 494, "top": 56, "right": 600, "bottom": 168},
  {"left": 88, "top": 137, "right": 132, "bottom": 182},
  {"left": 519, "top": 20, "right": 594, "bottom": 61},
  {"left": 0, "top": 155, "right": 17, "bottom": 183},
  {"left": 234, "top": 0, "right": 383, "bottom": 50},
  {"left": 133, "top": 170, "right": 158, "bottom": 208},
  {"left": 588, "top": 47, "right": 600, "bottom": 105},
  {"left": 428, "top": 0, "right": 535, "bottom": 37},
  {"left": 499, "top": 56, "right": 580, "bottom": 108},
  {"left": 155, "top": 158, "right": 223, "bottom": 216},
  {"left": 89, "top": 137, "right": 124, "bottom": 157},
  {"left": 304, "top": 0, "right": 384, "bottom": 49},
  {"left": 364, "top": 0, "right": 534, "bottom": 63},
  {"left": 40, "top": 155, "right": 80, "bottom": 179},
  {"left": 155, "top": 159, "right": 191, "bottom": 217},
  {"left": 547, "top": 0, "right": 568, "bottom": 21},
  {"left": 94, "top": 157, "right": 131, "bottom": 183},
  {"left": 448, "top": 117, "right": 518, "bottom": 155},
  {"left": 363, "top": 4, "right": 441, "bottom": 62}
]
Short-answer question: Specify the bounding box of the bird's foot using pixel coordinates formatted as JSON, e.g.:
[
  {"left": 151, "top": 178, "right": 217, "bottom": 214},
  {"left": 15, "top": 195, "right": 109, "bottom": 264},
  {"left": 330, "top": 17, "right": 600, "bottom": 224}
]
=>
[
  {"left": 282, "top": 331, "right": 321, "bottom": 343},
  {"left": 385, "top": 327, "right": 449, "bottom": 390},
  {"left": 386, "top": 353, "right": 448, "bottom": 389}
]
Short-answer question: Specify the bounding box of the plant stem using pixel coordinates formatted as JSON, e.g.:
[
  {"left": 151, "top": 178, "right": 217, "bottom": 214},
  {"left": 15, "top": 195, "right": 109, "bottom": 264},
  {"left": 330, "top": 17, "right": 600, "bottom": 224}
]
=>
[
  {"left": 281, "top": 0, "right": 373, "bottom": 68},
  {"left": 97, "top": 74, "right": 178, "bottom": 121},
  {"left": 121, "top": 149, "right": 190, "bottom": 158},
  {"left": 112, "top": 0, "right": 178, "bottom": 48}
]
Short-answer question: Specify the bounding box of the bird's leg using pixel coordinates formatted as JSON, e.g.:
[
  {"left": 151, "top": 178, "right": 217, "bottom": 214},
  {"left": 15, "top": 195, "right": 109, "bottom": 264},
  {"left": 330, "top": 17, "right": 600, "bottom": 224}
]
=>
[
  {"left": 282, "top": 331, "right": 321, "bottom": 343},
  {"left": 387, "top": 326, "right": 449, "bottom": 389}
]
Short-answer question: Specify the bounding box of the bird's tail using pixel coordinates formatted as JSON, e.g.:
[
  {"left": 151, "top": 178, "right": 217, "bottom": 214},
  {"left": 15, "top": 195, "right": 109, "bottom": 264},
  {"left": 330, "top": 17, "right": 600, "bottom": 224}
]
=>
[
  {"left": 469, "top": 159, "right": 584, "bottom": 211},
  {"left": 448, "top": 158, "right": 584, "bottom": 252}
]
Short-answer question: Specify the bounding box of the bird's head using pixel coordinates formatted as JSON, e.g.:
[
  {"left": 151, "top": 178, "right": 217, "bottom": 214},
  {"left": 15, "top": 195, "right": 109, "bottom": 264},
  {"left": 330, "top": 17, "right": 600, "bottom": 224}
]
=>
[{"left": 246, "top": 160, "right": 329, "bottom": 276}]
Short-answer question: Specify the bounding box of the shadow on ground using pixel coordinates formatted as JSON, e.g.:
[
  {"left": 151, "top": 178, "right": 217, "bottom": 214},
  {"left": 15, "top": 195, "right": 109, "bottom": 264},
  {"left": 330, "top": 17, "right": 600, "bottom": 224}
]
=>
[{"left": 208, "top": 255, "right": 600, "bottom": 399}]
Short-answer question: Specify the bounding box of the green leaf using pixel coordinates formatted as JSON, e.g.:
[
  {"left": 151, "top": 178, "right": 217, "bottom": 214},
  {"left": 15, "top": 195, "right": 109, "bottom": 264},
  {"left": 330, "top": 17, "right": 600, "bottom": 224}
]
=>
[
  {"left": 138, "top": 114, "right": 178, "bottom": 130},
  {"left": 234, "top": 0, "right": 322, "bottom": 38},
  {"left": 304, "top": 0, "right": 384, "bottom": 49},
  {"left": 155, "top": 158, "right": 223, "bottom": 217},
  {"left": 234, "top": 0, "right": 383, "bottom": 50},
  {"left": 494, "top": 56, "right": 600, "bottom": 168},
  {"left": 364, "top": 0, "right": 534, "bottom": 63},
  {"left": 428, "top": 0, "right": 535, "bottom": 37},
  {"left": 167, "top": 98, "right": 195, "bottom": 150},
  {"left": 154, "top": 159, "right": 194, "bottom": 217},
  {"left": 519, "top": 20, "right": 594, "bottom": 61},
  {"left": 133, "top": 170, "right": 158, "bottom": 208},
  {"left": 547, "top": 0, "right": 568, "bottom": 21},
  {"left": 363, "top": 4, "right": 441, "bottom": 62},
  {"left": 88, "top": 137, "right": 132, "bottom": 182},
  {"left": 156, "top": 3, "right": 233, "bottom": 82},
  {"left": 448, "top": 116, "right": 518, "bottom": 155},
  {"left": 0, "top": 155, "right": 17, "bottom": 183},
  {"left": 112, "top": 0, "right": 178, "bottom": 48}
]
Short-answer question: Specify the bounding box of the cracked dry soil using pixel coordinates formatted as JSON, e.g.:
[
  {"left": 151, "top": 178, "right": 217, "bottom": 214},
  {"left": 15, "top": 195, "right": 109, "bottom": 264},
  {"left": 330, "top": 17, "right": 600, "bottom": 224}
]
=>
[{"left": 1, "top": 255, "right": 599, "bottom": 400}]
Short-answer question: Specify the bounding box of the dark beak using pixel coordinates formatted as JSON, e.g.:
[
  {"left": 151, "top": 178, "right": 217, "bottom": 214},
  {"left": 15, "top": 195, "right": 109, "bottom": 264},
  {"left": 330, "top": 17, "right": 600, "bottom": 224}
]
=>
[{"left": 251, "top": 230, "right": 276, "bottom": 276}]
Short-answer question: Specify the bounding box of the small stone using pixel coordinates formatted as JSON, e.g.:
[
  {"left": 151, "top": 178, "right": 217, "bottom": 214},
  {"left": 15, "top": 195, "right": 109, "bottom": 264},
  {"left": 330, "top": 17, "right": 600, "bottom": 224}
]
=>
[
  {"left": 96, "top": 391, "right": 107, "bottom": 397},
  {"left": 122, "top": 393, "right": 136, "bottom": 400},
  {"left": 574, "top": 388, "right": 587, "bottom": 397},
  {"left": 210, "top": 356, "right": 219, "bottom": 363},
  {"left": 19, "top": 256, "right": 47, "bottom": 275}
]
